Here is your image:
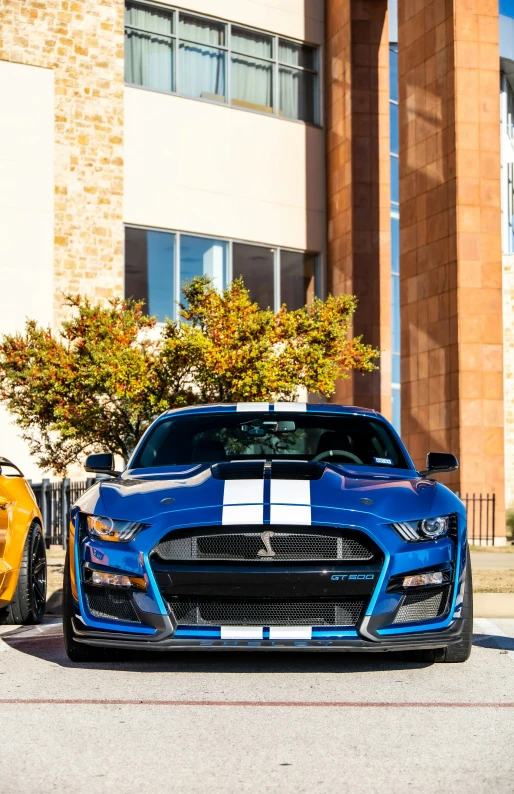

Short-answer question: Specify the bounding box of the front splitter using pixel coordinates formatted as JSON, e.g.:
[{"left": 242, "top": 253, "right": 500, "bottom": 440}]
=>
[{"left": 72, "top": 616, "right": 465, "bottom": 653}]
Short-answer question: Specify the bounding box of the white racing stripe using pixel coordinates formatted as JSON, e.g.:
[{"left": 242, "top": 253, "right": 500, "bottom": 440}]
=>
[
  {"left": 269, "top": 627, "right": 312, "bottom": 639},
  {"left": 221, "top": 627, "right": 263, "bottom": 639},
  {"left": 274, "top": 402, "right": 307, "bottom": 412},
  {"left": 270, "top": 479, "right": 311, "bottom": 525},
  {"left": 236, "top": 403, "right": 270, "bottom": 412},
  {"left": 222, "top": 479, "right": 264, "bottom": 525}
]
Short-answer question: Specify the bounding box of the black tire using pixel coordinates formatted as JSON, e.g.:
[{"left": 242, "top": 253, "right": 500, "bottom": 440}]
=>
[
  {"left": 434, "top": 547, "right": 473, "bottom": 663},
  {"left": 62, "top": 550, "right": 115, "bottom": 662},
  {"left": 2, "top": 522, "right": 46, "bottom": 625},
  {"left": 404, "top": 548, "right": 473, "bottom": 664}
]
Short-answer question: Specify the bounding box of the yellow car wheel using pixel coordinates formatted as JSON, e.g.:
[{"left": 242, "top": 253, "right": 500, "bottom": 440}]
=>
[{"left": 2, "top": 522, "right": 46, "bottom": 625}]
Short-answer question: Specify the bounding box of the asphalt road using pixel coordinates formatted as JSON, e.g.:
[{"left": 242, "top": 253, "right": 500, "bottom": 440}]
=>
[{"left": 1, "top": 619, "right": 514, "bottom": 794}]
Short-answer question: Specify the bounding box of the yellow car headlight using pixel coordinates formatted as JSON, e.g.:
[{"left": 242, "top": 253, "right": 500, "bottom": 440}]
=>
[{"left": 86, "top": 515, "right": 148, "bottom": 543}]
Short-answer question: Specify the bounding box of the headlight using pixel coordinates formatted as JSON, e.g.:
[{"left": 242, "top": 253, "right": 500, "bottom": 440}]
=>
[
  {"left": 86, "top": 515, "right": 148, "bottom": 543},
  {"left": 419, "top": 516, "right": 449, "bottom": 539},
  {"left": 391, "top": 515, "right": 451, "bottom": 542}
]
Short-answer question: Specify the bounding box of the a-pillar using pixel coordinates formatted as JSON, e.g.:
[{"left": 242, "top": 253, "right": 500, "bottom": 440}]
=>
[
  {"left": 326, "top": 0, "right": 392, "bottom": 418},
  {"left": 398, "top": 0, "right": 505, "bottom": 539}
]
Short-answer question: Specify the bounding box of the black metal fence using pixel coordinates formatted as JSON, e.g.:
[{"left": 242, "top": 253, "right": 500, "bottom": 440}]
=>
[
  {"left": 460, "top": 493, "right": 496, "bottom": 546},
  {"left": 30, "top": 477, "right": 499, "bottom": 548},
  {"left": 30, "top": 478, "right": 94, "bottom": 549}
]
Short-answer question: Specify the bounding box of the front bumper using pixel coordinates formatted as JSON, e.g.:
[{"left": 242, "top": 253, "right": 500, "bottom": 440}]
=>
[{"left": 71, "top": 612, "right": 467, "bottom": 652}]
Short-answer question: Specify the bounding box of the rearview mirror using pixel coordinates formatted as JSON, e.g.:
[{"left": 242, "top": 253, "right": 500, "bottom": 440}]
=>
[
  {"left": 419, "top": 452, "right": 458, "bottom": 477},
  {"left": 84, "top": 453, "right": 121, "bottom": 478}
]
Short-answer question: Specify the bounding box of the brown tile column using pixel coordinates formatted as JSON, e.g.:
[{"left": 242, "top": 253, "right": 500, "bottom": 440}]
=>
[
  {"left": 326, "top": 0, "right": 392, "bottom": 418},
  {"left": 398, "top": 0, "right": 505, "bottom": 539}
]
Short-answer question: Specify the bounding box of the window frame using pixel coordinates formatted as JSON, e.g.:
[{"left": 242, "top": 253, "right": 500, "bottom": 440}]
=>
[
  {"left": 124, "top": 223, "right": 322, "bottom": 320},
  {"left": 124, "top": 0, "right": 321, "bottom": 126}
]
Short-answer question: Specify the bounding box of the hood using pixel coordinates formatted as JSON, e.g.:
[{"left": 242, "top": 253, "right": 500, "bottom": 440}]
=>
[{"left": 74, "top": 461, "right": 450, "bottom": 527}]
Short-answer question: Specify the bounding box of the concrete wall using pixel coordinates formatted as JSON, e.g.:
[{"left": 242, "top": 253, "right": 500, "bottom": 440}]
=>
[
  {"left": 0, "top": 61, "right": 54, "bottom": 479},
  {"left": 124, "top": 88, "right": 326, "bottom": 255},
  {"left": 170, "top": 0, "right": 324, "bottom": 44}
]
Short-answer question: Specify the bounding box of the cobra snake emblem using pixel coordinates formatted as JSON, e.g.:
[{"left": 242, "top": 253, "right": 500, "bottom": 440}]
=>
[{"left": 257, "top": 530, "right": 276, "bottom": 557}]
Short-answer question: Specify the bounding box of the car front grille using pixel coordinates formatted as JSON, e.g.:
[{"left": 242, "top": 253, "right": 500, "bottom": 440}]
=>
[
  {"left": 154, "top": 526, "right": 375, "bottom": 562},
  {"left": 167, "top": 597, "right": 366, "bottom": 626},
  {"left": 84, "top": 584, "right": 140, "bottom": 623},
  {"left": 393, "top": 586, "right": 450, "bottom": 624}
]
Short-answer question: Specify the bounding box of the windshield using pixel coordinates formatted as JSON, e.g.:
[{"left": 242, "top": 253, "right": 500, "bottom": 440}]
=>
[{"left": 131, "top": 412, "right": 410, "bottom": 470}]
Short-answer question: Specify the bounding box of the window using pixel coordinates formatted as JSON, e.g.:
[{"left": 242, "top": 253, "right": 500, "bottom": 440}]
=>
[
  {"left": 233, "top": 243, "right": 275, "bottom": 309},
  {"left": 278, "top": 39, "right": 317, "bottom": 124},
  {"left": 231, "top": 27, "right": 274, "bottom": 113},
  {"left": 125, "top": 227, "right": 319, "bottom": 319},
  {"left": 180, "top": 235, "right": 228, "bottom": 300},
  {"left": 179, "top": 13, "right": 227, "bottom": 101},
  {"left": 125, "top": 227, "right": 176, "bottom": 322},
  {"left": 124, "top": 2, "right": 319, "bottom": 124},
  {"left": 125, "top": 2, "right": 175, "bottom": 93},
  {"left": 131, "top": 411, "right": 410, "bottom": 469},
  {"left": 280, "top": 250, "right": 316, "bottom": 310}
]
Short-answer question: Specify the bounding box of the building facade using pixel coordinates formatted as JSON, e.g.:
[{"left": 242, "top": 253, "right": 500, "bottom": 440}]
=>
[{"left": 0, "top": 0, "right": 512, "bottom": 542}]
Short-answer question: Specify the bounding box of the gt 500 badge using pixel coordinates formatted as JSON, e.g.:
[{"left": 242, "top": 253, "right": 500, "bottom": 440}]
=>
[{"left": 331, "top": 574, "right": 375, "bottom": 581}]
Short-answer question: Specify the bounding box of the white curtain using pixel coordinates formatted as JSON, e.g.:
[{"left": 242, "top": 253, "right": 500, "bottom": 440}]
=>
[
  {"left": 279, "top": 67, "right": 315, "bottom": 123},
  {"left": 232, "top": 55, "right": 272, "bottom": 108},
  {"left": 232, "top": 28, "right": 272, "bottom": 58},
  {"left": 231, "top": 29, "right": 273, "bottom": 109},
  {"left": 179, "top": 15, "right": 226, "bottom": 98},
  {"left": 125, "top": 4, "right": 174, "bottom": 92}
]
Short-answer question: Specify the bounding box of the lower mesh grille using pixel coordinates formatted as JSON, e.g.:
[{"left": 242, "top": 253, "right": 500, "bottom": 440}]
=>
[
  {"left": 393, "top": 587, "right": 450, "bottom": 624},
  {"left": 84, "top": 585, "right": 140, "bottom": 623},
  {"left": 167, "top": 598, "right": 365, "bottom": 626}
]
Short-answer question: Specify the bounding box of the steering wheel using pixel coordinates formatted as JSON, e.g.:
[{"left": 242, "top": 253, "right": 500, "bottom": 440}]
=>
[{"left": 313, "top": 449, "right": 363, "bottom": 464}]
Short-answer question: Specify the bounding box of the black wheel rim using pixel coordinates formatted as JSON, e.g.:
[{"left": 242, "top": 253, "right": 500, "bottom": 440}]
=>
[{"left": 31, "top": 530, "right": 47, "bottom": 616}]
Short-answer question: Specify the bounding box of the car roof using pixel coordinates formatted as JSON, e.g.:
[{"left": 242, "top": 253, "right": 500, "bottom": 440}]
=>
[{"left": 162, "top": 403, "right": 379, "bottom": 418}]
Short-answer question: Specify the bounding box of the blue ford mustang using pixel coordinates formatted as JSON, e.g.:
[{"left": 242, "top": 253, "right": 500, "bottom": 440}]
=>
[{"left": 63, "top": 403, "right": 472, "bottom": 663}]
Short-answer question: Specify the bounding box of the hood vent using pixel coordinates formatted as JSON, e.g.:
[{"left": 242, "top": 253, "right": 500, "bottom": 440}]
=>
[{"left": 211, "top": 460, "right": 326, "bottom": 481}]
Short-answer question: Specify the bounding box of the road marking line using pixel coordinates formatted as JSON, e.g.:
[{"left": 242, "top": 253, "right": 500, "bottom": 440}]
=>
[
  {"left": 0, "top": 699, "right": 513, "bottom": 708},
  {"left": 474, "top": 618, "right": 514, "bottom": 662}
]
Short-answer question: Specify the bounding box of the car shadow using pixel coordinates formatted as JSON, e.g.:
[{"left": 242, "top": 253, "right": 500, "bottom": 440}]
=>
[
  {"left": 4, "top": 625, "right": 508, "bottom": 674},
  {"left": 473, "top": 630, "right": 514, "bottom": 651},
  {"left": 1, "top": 629, "right": 452, "bottom": 674}
]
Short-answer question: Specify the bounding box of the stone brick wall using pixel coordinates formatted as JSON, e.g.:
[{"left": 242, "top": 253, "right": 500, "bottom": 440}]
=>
[{"left": 0, "top": 0, "right": 124, "bottom": 326}]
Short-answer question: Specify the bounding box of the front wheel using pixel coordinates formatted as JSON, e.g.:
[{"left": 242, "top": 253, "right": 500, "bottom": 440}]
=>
[
  {"left": 434, "top": 547, "right": 473, "bottom": 663},
  {"left": 2, "top": 522, "right": 46, "bottom": 625},
  {"left": 62, "top": 550, "right": 117, "bottom": 662}
]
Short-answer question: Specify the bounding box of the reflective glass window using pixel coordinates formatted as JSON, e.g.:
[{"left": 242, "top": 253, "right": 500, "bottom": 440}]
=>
[
  {"left": 125, "top": 227, "right": 176, "bottom": 321},
  {"left": 125, "top": 2, "right": 175, "bottom": 92},
  {"left": 178, "top": 13, "right": 227, "bottom": 101},
  {"left": 280, "top": 251, "right": 317, "bottom": 310},
  {"left": 180, "top": 235, "right": 228, "bottom": 299},
  {"left": 233, "top": 243, "right": 275, "bottom": 310}
]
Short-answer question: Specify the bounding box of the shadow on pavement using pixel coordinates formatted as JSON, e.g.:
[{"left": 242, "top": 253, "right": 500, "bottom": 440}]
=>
[{"left": 2, "top": 630, "right": 449, "bottom": 674}]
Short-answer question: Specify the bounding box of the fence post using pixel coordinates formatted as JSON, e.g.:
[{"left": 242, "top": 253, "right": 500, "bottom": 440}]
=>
[
  {"left": 41, "top": 478, "right": 50, "bottom": 542},
  {"left": 61, "top": 478, "right": 70, "bottom": 551},
  {"left": 491, "top": 493, "right": 496, "bottom": 546}
]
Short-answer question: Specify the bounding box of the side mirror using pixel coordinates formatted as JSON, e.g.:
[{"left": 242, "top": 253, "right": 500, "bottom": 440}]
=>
[
  {"left": 84, "top": 453, "right": 121, "bottom": 478},
  {"left": 419, "top": 452, "right": 459, "bottom": 477}
]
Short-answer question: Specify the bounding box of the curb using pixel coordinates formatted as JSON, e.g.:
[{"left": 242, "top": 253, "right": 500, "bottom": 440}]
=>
[{"left": 474, "top": 593, "right": 514, "bottom": 618}]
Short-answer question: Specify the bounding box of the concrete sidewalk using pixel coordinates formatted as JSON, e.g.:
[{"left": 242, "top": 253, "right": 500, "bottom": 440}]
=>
[{"left": 470, "top": 551, "right": 514, "bottom": 570}]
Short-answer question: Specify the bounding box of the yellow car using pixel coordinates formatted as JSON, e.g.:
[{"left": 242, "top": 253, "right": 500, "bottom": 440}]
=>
[{"left": 0, "top": 456, "right": 46, "bottom": 624}]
